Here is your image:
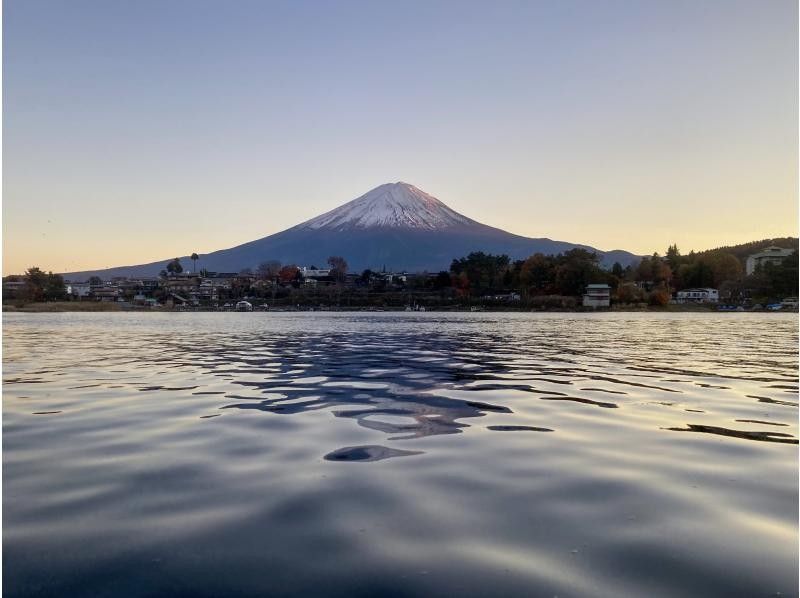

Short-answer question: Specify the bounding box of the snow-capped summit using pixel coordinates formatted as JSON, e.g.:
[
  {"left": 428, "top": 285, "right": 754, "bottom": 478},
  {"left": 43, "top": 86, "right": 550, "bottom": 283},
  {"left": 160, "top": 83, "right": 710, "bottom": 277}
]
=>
[{"left": 296, "top": 182, "right": 477, "bottom": 231}]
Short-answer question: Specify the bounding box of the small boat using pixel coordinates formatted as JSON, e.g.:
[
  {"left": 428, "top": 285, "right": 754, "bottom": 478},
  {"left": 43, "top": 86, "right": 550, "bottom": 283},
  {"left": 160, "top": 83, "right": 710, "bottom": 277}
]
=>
[{"left": 235, "top": 301, "right": 253, "bottom": 312}]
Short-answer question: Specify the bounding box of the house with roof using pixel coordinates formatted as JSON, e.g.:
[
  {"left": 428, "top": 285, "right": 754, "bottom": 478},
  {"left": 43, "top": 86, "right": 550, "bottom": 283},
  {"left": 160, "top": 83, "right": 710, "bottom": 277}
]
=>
[
  {"left": 91, "top": 286, "right": 121, "bottom": 302},
  {"left": 300, "top": 267, "right": 333, "bottom": 286},
  {"left": 68, "top": 282, "right": 92, "bottom": 299},
  {"left": 583, "top": 284, "right": 611, "bottom": 308}
]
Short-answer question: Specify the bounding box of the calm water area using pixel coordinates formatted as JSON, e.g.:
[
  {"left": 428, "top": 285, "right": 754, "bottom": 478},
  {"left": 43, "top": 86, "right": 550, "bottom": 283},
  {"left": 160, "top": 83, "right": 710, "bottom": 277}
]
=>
[{"left": 3, "top": 312, "right": 798, "bottom": 597}]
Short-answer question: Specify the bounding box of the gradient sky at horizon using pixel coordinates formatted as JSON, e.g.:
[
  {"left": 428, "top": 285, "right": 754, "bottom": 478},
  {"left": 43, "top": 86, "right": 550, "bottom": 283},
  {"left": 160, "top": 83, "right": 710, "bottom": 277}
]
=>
[{"left": 3, "top": 0, "right": 798, "bottom": 274}]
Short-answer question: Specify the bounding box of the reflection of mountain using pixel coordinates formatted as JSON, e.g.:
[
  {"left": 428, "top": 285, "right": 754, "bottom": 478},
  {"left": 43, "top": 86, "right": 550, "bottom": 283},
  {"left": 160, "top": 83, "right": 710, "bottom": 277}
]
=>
[
  {"left": 206, "top": 325, "right": 628, "bottom": 460},
  {"left": 219, "top": 330, "right": 517, "bottom": 454},
  {"left": 64, "top": 182, "right": 640, "bottom": 280},
  {"left": 174, "top": 316, "right": 797, "bottom": 461}
]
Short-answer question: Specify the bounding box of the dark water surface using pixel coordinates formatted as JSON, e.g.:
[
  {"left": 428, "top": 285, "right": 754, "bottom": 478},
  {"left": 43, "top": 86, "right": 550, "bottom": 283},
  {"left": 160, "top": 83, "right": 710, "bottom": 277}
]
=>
[{"left": 3, "top": 312, "right": 798, "bottom": 597}]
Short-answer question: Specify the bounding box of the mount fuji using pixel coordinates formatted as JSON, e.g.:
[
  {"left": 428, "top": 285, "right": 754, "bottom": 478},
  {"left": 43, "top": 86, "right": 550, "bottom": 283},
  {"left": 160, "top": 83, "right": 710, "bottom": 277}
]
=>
[{"left": 64, "top": 182, "right": 639, "bottom": 280}]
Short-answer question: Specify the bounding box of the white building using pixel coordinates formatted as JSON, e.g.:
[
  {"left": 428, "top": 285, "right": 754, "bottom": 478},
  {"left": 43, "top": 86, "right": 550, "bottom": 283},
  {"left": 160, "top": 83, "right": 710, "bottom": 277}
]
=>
[
  {"left": 482, "top": 292, "right": 521, "bottom": 302},
  {"left": 300, "top": 267, "right": 331, "bottom": 278},
  {"left": 675, "top": 288, "right": 719, "bottom": 303},
  {"left": 67, "top": 282, "right": 92, "bottom": 299},
  {"left": 583, "top": 284, "right": 611, "bottom": 308},
  {"left": 745, "top": 246, "right": 794, "bottom": 275}
]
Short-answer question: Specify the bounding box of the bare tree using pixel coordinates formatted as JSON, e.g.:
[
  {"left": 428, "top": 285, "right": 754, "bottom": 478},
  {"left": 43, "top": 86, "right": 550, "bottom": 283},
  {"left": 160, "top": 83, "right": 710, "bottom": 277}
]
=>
[
  {"left": 257, "top": 260, "right": 282, "bottom": 281},
  {"left": 327, "top": 256, "right": 348, "bottom": 284}
]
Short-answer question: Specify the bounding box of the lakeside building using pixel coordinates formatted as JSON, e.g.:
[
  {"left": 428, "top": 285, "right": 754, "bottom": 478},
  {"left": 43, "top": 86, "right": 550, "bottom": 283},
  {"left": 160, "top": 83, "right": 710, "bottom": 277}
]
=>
[
  {"left": 583, "top": 284, "right": 611, "bottom": 308},
  {"left": 482, "top": 292, "right": 521, "bottom": 302},
  {"left": 745, "top": 246, "right": 794, "bottom": 275},
  {"left": 300, "top": 267, "right": 331, "bottom": 278},
  {"left": 300, "top": 268, "right": 333, "bottom": 286},
  {"left": 375, "top": 271, "right": 407, "bottom": 283},
  {"left": 66, "top": 282, "right": 91, "bottom": 299},
  {"left": 91, "top": 287, "right": 121, "bottom": 302},
  {"left": 675, "top": 288, "right": 719, "bottom": 303}
]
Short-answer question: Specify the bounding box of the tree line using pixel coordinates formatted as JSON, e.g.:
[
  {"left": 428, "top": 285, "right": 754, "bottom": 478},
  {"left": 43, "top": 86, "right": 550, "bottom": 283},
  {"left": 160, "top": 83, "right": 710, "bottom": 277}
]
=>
[
  {"left": 3, "top": 268, "right": 67, "bottom": 302},
  {"left": 435, "top": 241, "right": 798, "bottom": 305},
  {"left": 5, "top": 239, "right": 797, "bottom": 307},
  {"left": 630, "top": 242, "right": 798, "bottom": 304},
  {"left": 448, "top": 249, "right": 608, "bottom": 298}
]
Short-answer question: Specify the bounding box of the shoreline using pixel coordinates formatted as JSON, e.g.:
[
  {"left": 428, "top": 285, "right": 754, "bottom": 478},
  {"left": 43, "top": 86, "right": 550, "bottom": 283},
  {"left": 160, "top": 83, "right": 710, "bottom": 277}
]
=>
[{"left": 3, "top": 302, "right": 795, "bottom": 314}]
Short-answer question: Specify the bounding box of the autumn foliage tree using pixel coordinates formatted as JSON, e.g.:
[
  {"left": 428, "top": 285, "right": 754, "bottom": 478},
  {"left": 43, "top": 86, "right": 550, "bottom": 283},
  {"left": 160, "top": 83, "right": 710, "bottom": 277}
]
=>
[
  {"left": 633, "top": 241, "right": 797, "bottom": 304},
  {"left": 448, "top": 249, "right": 607, "bottom": 298},
  {"left": 278, "top": 265, "right": 300, "bottom": 285}
]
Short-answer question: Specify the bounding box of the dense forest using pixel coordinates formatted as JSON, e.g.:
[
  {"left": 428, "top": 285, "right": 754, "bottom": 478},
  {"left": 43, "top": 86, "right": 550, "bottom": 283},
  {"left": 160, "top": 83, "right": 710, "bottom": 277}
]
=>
[{"left": 442, "top": 238, "right": 798, "bottom": 306}]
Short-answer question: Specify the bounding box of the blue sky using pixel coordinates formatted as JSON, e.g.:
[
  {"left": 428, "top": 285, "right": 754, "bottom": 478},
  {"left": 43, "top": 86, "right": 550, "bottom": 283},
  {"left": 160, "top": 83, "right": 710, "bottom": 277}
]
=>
[{"left": 3, "top": 0, "right": 797, "bottom": 273}]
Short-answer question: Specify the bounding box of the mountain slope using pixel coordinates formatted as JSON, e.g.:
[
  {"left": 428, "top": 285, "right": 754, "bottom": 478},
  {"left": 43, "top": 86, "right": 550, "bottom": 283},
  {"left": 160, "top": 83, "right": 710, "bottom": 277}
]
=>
[{"left": 64, "top": 182, "right": 640, "bottom": 280}]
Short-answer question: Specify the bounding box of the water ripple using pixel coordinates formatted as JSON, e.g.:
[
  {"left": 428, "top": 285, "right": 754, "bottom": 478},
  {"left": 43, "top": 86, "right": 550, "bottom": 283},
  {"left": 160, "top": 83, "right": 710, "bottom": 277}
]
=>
[{"left": 3, "top": 311, "right": 798, "bottom": 597}]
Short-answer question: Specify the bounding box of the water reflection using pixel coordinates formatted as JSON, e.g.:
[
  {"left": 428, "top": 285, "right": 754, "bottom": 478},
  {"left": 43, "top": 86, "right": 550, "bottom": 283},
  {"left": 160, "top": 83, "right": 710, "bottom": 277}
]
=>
[
  {"left": 664, "top": 424, "right": 798, "bottom": 444},
  {"left": 324, "top": 445, "right": 423, "bottom": 462},
  {"left": 185, "top": 325, "right": 798, "bottom": 456},
  {"left": 3, "top": 312, "right": 799, "bottom": 597},
  {"left": 4, "top": 313, "right": 799, "bottom": 461},
  {"left": 215, "top": 332, "right": 525, "bottom": 451},
  {"left": 487, "top": 425, "right": 553, "bottom": 432}
]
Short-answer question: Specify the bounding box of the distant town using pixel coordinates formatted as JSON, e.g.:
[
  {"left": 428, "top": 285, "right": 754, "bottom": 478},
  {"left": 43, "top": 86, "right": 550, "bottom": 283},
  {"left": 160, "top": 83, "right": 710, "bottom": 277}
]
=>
[{"left": 3, "top": 239, "right": 798, "bottom": 312}]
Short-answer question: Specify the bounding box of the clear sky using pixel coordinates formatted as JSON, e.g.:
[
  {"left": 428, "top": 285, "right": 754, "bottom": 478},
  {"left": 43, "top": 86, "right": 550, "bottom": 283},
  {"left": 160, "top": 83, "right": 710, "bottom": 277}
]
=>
[{"left": 3, "top": 0, "right": 797, "bottom": 274}]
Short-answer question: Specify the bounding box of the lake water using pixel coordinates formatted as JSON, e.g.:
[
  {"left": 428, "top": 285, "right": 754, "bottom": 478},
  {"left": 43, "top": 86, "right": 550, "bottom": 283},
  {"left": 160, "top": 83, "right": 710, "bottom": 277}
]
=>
[{"left": 3, "top": 312, "right": 798, "bottom": 597}]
